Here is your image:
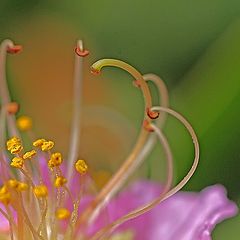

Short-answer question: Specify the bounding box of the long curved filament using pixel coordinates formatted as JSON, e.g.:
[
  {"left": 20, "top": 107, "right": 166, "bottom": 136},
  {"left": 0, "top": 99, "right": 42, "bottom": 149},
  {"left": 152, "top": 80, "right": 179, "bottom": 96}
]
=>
[
  {"left": 75, "top": 59, "right": 154, "bottom": 231},
  {"left": 91, "top": 59, "right": 153, "bottom": 114},
  {"left": 0, "top": 39, "right": 20, "bottom": 138},
  {"left": 154, "top": 127, "right": 173, "bottom": 194},
  {"left": 90, "top": 106, "right": 199, "bottom": 240}
]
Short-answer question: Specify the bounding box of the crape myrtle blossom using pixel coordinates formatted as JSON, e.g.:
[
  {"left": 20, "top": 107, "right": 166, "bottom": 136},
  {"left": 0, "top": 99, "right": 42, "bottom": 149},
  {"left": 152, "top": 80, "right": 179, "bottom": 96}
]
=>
[{"left": 0, "top": 39, "right": 237, "bottom": 240}]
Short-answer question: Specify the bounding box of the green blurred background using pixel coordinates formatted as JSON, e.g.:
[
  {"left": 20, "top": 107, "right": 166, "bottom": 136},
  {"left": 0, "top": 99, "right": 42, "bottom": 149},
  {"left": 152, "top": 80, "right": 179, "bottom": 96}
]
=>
[{"left": 1, "top": 0, "right": 240, "bottom": 239}]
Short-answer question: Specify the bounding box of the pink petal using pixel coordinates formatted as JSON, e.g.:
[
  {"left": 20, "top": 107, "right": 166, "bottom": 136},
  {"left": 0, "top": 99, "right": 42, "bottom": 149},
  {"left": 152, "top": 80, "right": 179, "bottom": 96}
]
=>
[{"left": 102, "top": 181, "right": 238, "bottom": 240}]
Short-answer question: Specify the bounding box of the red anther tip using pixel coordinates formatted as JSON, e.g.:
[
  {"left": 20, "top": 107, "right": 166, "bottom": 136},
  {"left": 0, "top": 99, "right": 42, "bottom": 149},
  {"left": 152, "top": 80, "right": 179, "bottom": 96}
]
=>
[
  {"left": 133, "top": 80, "right": 141, "bottom": 88},
  {"left": 75, "top": 47, "right": 89, "bottom": 57},
  {"left": 143, "top": 120, "right": 154, "bottom": 132},
  {"left": 90, "top": 67, "right": 101, "bottom": 75},
  {"left": 7, "top": 45, "right": 22, "bottom": 54},
  {"left": 147, "top": 108, "right": 160, "bottom": 119}
]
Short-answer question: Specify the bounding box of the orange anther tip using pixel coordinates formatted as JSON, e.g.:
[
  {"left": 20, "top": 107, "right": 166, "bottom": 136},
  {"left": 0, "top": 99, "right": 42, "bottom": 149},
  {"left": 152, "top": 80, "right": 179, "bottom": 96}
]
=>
[
  {"left": 143, "top": 120, "right": 154, "bottom": 132},
  {"left": 133, "top": 80, "right": 141, "bottom": 88},
  {"left": 7, "top": 102, "right": 20, "bottom": 114},
  {"left": 90, "top": 67, "right": 101, "bottom": 75},
  {"left": 7, "top": 45, "right": 22, "bottom": 54},
  {"left": 147, "top": 108, "right": 159, "bottom": 120},
  {"left": 75, "top": 47, "right": 89, "bottom": 57}
]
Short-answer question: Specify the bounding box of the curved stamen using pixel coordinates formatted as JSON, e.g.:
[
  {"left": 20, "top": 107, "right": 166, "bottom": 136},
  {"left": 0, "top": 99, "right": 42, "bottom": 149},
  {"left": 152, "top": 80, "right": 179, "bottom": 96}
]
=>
[
  {"left": 67, "top": 40, "right": 88, "bottom": 183},
  {"left": 75, "top": 59, "right": 154, "bottom": 231},
  {"left": 90, "top": 106, "right": 199, "bottom": 240},
  {"left": 131, "top": 74, "right": 169, "bottom": 177},
  {"left": 0, "top": 39, "right": 21, "bottom": 138},
  {"left": 91, "top": 59, "right": 153, "bottom": 116}
]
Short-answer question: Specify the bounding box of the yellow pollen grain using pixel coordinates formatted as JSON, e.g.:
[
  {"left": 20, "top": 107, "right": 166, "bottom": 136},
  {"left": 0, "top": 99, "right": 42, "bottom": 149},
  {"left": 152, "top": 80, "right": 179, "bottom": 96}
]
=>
[
  {"left": 33, "top": 138, "right": 46, "bottom": 147},
  {"left": 23, "top": 150, "right": 37, "bottom": 160},
  {"left": 41, "top": 141, "right": 54, "bottom": 151},
  {"left": 33, "top": 185, "right": 48, "bottom": 198},
  {"left": 48, "top": 152, "right": 62, "bottom": 168},
  {"left": 55, "top": 208, "right": 70, "bottom": 220},
  {"left": 10, "top": 157, "right": 24, "bottom": 168},
  {"left": 17, "top": 116, "right": 32, "bottom": 131},
  {"left": 75, "top": 159, "right": 88, "bottom": 175},
  {"left": 54, "top": 176, "right": 67, "bottom": 188}
]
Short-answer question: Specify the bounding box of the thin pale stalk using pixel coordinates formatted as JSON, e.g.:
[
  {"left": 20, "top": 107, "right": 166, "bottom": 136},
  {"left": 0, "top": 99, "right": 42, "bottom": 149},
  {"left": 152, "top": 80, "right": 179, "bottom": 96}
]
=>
[
  {"left": 0, "top": 39, "right": 20, "bottom": 137},
  {"left": 67, "top": 40, "right": 84, "bottom": 182},
  {"left": 90, "top": 106, "right": 199, "bottom": 240},
  {"left": 5, "top": 206, "right": 14, "bottom": 240}
]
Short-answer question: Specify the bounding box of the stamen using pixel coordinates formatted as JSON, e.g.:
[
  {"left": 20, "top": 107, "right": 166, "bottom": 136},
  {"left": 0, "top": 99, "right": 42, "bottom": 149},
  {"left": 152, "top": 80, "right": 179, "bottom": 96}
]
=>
[
  {"left": 146, "top": 108, "right": 160, "bottom": 119},
  {"left": 33, "top": 138, "right": 46, "bottom": 147},
  {"left": 33, "top": 185, "right": 48, "bottom": 198},
  {"left": 0, "top": 39, "right": 21, "bottom": 137},
  {"left": 90, "top": 106, "right": 199, "bottom": 239},
  {"left": 131, "top": 73, "right": 169, "bottom": 181},
  {"left": 48, "top": 152, "right": 62, "bottom": 168},
  {"left": 67, "top": 40, "right": 88, "bottom": 183},
  {"left": 76, "top": 59, "right": 154, "bottom": 228},
  {"left": 91, "top": 59, "right": 153, "bottom": 116},
  {"left": 23, "top": 150, "right": 37, "bottom": 160},
  {"left": 75, "top": 159, "right": 88, "bottom": 175},
  {"left": 41, "top": 141, "right": 54, "bottom": 152},
  {"left": 55, "top": 208, "right": 70, "bottom": 220}
]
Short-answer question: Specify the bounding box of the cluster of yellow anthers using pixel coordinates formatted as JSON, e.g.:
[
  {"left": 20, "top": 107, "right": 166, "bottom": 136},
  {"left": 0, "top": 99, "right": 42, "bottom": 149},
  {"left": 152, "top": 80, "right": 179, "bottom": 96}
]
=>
[{"left": 2, "top": 135, "right": 88, "bottom": 220}]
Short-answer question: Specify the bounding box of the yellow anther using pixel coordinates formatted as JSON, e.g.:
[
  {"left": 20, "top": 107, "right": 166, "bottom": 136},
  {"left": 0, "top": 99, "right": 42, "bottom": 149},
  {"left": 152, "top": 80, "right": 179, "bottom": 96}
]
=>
[
  {"left": 10, "top": 157, "right": 24, "bottom": 168},
  {"left": 48, "top": 152, "right": 62, "bottom": 168},
  {"left": 33, "top": 138, "right": 46, "bottom": 147},
  {"left": 7, "top": 137, "right": 21, "bottom": 149},
  {"left": 10, "top": 144, "right": 23, "bottom": 154},
  {"left": 33, "top": 185, "right": 48, "bottom": 198},
  {"left": 54, "top": 176, "right": 67, "bottom": 188},
  {"left": 75, "top": 159, "right": 88, "bottom": 175},
  {"left": 0, "top": 185, "right": 8, "bottom": 194},
  {"left": 55, "top": 208, "right": 70, "bottom": 220},
  {"left": 17, "top": 116, "right": 32, "bottom": 131},
  {"left": 7, "top": 179, "right": 18, "bottom": 188},
  {"left": 23, "top": 150, "right": 37, "bottom": 160},
  {"left": 0, "top": 185, "right": 11, "bottom": 205},
  {"left": 17, "top": 182, "right": 28, "bottom": 192},
  {"left": 6, "top": 137, "right": 23, "bottom": 154},
  {"left": 6, "top": 179, "right": 28, "bottom": 192},
  {"left": 41, "top": 141, "right": 54, "bottom": 151}
]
